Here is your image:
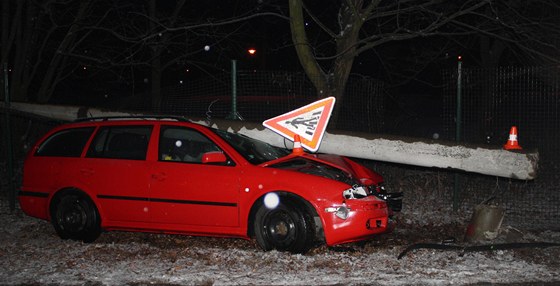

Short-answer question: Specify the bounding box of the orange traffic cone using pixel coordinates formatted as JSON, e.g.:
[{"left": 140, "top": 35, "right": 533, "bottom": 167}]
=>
[
  {"left": 292, "top": 134, "right": 304, "bottom": 155},
  {"left": 503, "top": 126, "right": 522, "bottom": 150}
]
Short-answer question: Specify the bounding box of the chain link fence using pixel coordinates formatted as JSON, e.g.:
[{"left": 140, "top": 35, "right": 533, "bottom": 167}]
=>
[
  {"left": 442, "top": 66, "right": 560, "bottom": 229},
  {"left": 107, "top": 71, "right": 386, "bottom": 133},
  {"left": 0, "top": 111, "right": 63, "bottom": 210},
  {"left": 2, "top": 67, "right": 559, "bottom": 229}
]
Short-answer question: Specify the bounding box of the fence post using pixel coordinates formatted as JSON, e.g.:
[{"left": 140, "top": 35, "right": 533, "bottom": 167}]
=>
[
  {"left": 227, "top": 59, "right": 242, "bottom": 120},
  {"left": 453, "top": 56, "right": 463, "bottom": 212},
  {"left": 2, "top": 62, "right": 15, "bottom": 211}
]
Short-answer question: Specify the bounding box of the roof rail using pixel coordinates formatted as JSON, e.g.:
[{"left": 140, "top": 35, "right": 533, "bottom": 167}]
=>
[{"left": 74, "top": 115, "right": 190, "bottom": 123}]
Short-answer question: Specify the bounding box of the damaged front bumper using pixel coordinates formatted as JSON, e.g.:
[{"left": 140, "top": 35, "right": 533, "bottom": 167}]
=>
[{"left": 321, "top": 196, "right": 392, "bottom": 246}]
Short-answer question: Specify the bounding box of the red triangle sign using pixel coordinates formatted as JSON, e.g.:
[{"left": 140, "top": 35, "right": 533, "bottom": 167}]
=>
[{"left": 263, "top": 97, "right": 335, "bottom": 152}]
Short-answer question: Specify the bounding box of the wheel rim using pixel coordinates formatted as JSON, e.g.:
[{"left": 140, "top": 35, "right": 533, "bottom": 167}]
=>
[
  {"left": 57, "top": 198, "right": 87, "bottom": 233},
  {"left": 263, "top": 209, "right": 297, "bottom": 248}
]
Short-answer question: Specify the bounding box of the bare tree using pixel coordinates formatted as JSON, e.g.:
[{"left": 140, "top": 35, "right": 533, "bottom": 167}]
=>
[
  {"left": 2, "top": 0, "right": 286, "bottom": 106},
  {"left": 67, "top": 1, "right": 288, "bottom": 110},
  {"left": 1, "top": 0, "right": 105, "bottom": 102},
  {"left": 288, "top": 0, "right": 560, "bottom": 126}
]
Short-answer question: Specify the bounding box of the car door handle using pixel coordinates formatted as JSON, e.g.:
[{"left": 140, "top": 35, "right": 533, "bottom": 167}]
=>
[
  {"left": 80, "top": 168, "right": 94, "bottom": 176},
  {"left": 151, "top": 172, "right": 167, "bottom": 181}
]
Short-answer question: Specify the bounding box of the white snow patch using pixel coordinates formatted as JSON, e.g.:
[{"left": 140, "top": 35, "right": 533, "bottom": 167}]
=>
[{"left": 1, "top": 205, "right": 559, "bottom": 285}]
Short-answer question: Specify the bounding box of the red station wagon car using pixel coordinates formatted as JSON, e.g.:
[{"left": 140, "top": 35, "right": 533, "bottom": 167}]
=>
[{"left": 19, "top": 117, "right": 401, "bottom": 253}]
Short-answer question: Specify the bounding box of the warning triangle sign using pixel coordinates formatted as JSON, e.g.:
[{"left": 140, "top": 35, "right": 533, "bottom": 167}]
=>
[{"left": 263, "top": 97, "right": 335, "bottom": 152}]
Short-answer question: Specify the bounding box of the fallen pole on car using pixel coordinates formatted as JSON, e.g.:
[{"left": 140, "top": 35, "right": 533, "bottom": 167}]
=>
[{"left": 3, "top": 102, "right": 538, "bottom": 180}]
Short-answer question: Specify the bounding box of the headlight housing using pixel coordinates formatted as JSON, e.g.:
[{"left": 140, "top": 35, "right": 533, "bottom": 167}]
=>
[
  {"left": 347, "top": 182, "right": 403, "bottom": 212},
  {"left": 342, "top": 185, "right": 368, "bottom": 199}
]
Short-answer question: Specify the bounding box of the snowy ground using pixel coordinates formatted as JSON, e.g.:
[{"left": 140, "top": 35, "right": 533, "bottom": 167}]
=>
[{"left": 2, "top": 202, "right": 560, "bottom": 286}]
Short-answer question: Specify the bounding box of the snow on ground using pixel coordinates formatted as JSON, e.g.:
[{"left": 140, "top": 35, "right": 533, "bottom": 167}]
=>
[{"left": 1, "top": 203, "right": 559, "bottom": 286}]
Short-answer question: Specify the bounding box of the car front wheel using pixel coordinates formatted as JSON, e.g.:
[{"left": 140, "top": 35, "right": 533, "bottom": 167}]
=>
[
  {"left": 254, "top": 199, "right": 314, "bottom": 254},
  {"left": 51, "top": 192, "right": 101, "bottom": 243}
]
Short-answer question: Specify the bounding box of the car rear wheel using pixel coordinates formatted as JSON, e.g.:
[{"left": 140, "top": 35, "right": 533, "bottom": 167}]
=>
[
  {"left": 51, "top": 192, "right": 101, "bottom": 243},
  {"left": 254, "top": 199, "right": 314, "bottom": 254}
]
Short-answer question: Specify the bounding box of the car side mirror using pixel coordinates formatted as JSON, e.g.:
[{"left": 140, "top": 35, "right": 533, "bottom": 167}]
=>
[{"left": 201, "top": 151, "right": 227, "bottom": 164}]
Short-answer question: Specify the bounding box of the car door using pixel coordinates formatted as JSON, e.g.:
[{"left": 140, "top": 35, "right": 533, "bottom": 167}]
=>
[
  {"left": 149, "top": 125, "right": 240, "bottom": 228},
  {"left": 82, "top": 125, "right": 153, "bottom": 223}
]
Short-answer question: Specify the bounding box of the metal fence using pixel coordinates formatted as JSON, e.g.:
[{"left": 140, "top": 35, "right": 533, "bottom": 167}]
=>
[
  {"left": 0, "top": 112, "right": 63, "bottom": 210},
  {"left": 442, "top": 66, "right": 560, "bottom": 229},
  {"left": 109, "top": 71, "right": 386, "bottom": 133},
  {"left": 2, "top": 67, "right": 559, "bottom": 229}
]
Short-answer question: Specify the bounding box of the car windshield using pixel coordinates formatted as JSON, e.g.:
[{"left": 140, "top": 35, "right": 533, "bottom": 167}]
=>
[{"left": 212, "top": 128, "right": 290, "bottom": 165}]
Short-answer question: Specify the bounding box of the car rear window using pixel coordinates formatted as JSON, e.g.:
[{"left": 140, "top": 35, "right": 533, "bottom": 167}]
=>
[
  {"left": 86, "top": 126, "right": 152, "bottom": 160},
  {"left": 35, "top": 127, "right": 95, "bottom": 157}
]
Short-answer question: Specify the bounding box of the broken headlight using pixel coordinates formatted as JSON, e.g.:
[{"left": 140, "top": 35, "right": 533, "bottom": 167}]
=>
[{"left": 342, "top": 185, "right": 368, "bottom": 199}]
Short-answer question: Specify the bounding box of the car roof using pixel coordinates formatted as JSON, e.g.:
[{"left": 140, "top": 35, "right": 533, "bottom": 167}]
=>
[
  {"left": 48, "top": 116, "right": 206, "bottom": 133},
  {"left": 73, "top": 115, "right": 190, "bottom": 123}
]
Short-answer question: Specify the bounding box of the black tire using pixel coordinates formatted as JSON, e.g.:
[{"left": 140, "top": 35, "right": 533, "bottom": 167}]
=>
[
  {"left": 51, "top": 192, "right": 101, "bottom": 243},
  {"left": 253, "top": 199, "right": 315, "bottom": 254}
]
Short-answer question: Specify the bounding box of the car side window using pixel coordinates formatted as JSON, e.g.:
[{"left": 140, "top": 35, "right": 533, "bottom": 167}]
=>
[
  {"left": 35, "top": 127, "right": 95, "bottom": 157},
  {"left": 86, "top": 126, "right": 152, "bottom": 160},
  {"left": 159, "top": 126, "right": 225, "bottom": 164}
]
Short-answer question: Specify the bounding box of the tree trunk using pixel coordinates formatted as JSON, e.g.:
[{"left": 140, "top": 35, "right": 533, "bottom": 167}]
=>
[
  {"left": 288, "top": 0, "right": 329, "bottom": 97},
  {"left": 1, "top": 0, "right": 9, "bottom": 63},
  {"left": 289, "top": 0, "right": 365, "bottom": 129},
  {"left": 5, "top": 1, "right": 27, "bottom": 102},
  {"left": 329, "top": 11, "right": 362, "bottom": 128}
]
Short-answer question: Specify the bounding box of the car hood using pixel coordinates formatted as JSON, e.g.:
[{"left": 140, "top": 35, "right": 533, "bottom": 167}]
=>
[{"left": 263, "top": 153, "right": 361, "bottom": 186}]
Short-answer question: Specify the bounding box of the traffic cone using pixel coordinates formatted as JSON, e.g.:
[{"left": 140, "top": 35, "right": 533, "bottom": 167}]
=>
[
  {"left": 503, "top": 126, "right": 522, "bottom": 150},
  {"left": 292, "top": 134, "right": 304, "bottom": 155}
]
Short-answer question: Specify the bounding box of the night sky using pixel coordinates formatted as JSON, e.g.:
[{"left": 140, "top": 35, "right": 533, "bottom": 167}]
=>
[{"left": 6, "top": 0, "right": 553, "bottom": 106}]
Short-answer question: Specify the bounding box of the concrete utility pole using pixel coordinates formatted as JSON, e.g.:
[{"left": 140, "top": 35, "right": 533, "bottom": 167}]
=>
[{"left": 2, "top": 102, "right": 538, "bottom": 181}]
